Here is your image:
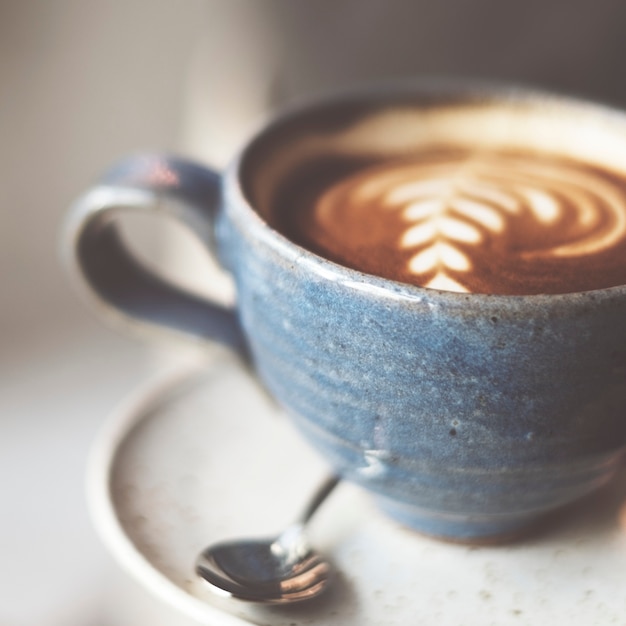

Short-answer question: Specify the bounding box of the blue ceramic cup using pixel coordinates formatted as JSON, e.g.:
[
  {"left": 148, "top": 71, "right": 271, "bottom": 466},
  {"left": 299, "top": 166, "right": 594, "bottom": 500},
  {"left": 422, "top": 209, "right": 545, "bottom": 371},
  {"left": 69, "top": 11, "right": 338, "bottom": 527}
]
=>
[{"left": 64, "top": 82, "right": 626, "bottom": 541}]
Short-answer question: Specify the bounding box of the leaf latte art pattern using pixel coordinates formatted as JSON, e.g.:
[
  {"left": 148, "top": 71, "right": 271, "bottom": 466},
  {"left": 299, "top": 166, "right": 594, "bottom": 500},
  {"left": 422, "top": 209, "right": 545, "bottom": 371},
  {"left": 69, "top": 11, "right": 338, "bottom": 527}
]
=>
[{"left": 304, "top": 151, "right": 626, "bottom": 294}]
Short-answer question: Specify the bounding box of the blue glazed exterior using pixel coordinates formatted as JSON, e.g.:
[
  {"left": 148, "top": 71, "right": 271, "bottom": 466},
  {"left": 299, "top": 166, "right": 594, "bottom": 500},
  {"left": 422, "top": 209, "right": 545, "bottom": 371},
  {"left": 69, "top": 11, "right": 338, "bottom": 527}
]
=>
[{"left": 214, "top": 85, "right": 626, "bottom": 541}]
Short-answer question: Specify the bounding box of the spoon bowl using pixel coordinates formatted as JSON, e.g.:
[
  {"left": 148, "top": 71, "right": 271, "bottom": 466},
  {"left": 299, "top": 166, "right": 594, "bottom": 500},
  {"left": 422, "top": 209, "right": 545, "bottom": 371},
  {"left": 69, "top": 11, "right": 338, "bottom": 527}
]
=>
[{"left": 195, "top": 476, "right": 339, "bottom": 604}]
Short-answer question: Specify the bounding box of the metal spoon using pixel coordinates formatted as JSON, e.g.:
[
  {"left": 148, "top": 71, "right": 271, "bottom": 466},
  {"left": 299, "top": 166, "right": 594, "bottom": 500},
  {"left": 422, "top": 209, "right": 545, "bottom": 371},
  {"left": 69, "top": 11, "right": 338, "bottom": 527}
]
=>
[{"left": 195, "top": 475, "right": 339, "bottom": 605}]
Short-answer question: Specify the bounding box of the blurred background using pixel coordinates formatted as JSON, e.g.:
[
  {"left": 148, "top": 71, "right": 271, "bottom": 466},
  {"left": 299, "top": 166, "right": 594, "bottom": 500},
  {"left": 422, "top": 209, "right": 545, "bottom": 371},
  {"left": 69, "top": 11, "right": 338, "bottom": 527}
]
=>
[{"left": 3, "top": 0, "right": 626, "bottom": 623}]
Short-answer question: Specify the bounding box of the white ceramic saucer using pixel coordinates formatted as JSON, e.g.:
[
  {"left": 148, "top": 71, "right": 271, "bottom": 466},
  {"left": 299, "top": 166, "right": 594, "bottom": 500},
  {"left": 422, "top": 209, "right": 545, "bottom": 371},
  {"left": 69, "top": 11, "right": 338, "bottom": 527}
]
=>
[{"left": 88, "top": 351, "right": 626, "bottom": 625}]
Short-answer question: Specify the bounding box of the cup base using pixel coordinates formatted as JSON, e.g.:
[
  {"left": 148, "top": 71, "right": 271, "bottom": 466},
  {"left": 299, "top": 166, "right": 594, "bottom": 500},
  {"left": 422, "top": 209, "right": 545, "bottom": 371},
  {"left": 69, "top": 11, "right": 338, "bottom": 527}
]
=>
[{"left": 376, "top": 496, "right": 551, "bottom": 545}]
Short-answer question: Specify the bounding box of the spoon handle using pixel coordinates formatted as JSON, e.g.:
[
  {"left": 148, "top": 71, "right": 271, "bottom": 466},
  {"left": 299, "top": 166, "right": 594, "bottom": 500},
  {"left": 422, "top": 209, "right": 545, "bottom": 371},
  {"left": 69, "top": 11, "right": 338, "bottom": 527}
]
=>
[{"left": 296, "top": 475, "right": 340, "bottom": 525}]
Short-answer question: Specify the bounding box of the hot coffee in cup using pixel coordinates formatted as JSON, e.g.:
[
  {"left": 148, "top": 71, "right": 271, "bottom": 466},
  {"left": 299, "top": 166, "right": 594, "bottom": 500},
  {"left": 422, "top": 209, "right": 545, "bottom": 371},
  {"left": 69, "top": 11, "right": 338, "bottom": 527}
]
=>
[
  {"left": 257, "top": 99, "right": 626, "bottom": 295},
  {"left": 275, "top": 150, "right": 626, "bottom": 295},
  {"left": 65, "top": 82, "right": 626, "bottom": 541}
]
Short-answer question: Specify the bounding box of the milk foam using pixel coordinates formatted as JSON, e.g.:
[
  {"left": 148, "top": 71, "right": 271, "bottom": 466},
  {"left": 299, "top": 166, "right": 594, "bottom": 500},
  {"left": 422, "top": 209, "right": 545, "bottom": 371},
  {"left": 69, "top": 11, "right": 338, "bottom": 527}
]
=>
[{"left": 313, "top": 153, "right": 626, "bottom": 292}]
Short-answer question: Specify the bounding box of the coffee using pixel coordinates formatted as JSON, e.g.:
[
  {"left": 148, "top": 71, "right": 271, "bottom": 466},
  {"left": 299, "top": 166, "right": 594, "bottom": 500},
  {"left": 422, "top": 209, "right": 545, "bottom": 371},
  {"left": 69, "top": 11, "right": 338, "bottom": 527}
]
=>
[
  {"left": 247, "top": 98, "right": 626, "bottom": 295},
  {"left": 271, "top": 148, "right": 626, "bottom": 295}
]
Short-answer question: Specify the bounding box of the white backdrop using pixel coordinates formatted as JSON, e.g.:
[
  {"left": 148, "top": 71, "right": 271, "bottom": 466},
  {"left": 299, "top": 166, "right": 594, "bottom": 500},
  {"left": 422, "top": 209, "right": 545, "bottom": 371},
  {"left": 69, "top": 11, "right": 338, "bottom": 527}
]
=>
[{"left": 0, "top": 2, "right": 207, "bottom": 624}]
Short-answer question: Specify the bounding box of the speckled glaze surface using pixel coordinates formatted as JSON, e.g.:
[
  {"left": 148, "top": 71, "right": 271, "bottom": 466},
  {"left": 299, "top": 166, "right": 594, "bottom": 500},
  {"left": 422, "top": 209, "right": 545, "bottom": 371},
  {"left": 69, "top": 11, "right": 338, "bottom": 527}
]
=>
[
  {"left": 66, "top": 82, "right": 626, "bottom": 541},
  {"left": 221, "top": 182, "right": 626, "bottom": 542}
]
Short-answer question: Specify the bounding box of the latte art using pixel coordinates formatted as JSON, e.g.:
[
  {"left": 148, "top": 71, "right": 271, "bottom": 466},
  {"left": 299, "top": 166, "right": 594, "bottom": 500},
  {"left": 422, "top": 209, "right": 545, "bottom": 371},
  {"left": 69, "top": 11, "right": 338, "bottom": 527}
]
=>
[
  {"left": 329, "top": 154, "right": 626, "bottom": 292},
  {"left": 279, "top": 150, "right": 626, "bottom": 294}
]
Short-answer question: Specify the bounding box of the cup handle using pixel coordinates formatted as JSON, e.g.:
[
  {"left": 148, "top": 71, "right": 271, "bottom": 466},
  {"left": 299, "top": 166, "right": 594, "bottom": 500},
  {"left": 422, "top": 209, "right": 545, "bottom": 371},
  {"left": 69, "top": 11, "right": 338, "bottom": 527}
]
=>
[{"left": 62, "top": 154, "right": 247, "bottom": 354}]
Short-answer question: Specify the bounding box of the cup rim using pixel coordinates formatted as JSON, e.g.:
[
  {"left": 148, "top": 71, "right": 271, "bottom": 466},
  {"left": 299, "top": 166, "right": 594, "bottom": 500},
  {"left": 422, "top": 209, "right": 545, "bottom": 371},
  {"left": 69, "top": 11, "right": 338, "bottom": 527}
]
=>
[{"left": 223, "top": 78, "right": 626, "bottom": 310}]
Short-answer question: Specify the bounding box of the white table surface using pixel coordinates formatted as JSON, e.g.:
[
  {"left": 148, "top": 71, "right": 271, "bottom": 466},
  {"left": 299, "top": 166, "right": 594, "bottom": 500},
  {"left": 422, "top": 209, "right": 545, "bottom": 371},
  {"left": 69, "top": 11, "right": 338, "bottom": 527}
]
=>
[{"left": 0, "top": 322, "right": 151, "bottom": 625}]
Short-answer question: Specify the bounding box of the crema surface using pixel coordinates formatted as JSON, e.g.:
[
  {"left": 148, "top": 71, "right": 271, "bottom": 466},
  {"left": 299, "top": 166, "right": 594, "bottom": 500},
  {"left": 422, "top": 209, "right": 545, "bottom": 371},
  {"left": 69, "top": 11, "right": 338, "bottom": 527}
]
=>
[{"left": 273, "top": 149, "right": 626, "bottom": 294}]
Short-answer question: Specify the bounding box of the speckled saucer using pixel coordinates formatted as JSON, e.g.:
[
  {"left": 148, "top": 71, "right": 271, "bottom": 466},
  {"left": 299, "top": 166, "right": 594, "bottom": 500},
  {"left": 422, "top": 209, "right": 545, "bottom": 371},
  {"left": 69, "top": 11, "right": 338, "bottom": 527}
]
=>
[{"left": 88, "top": 352, "right": 626, "bottom": 626}]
